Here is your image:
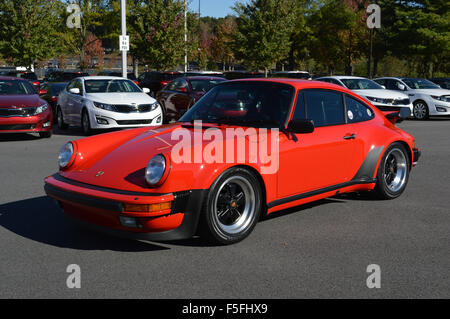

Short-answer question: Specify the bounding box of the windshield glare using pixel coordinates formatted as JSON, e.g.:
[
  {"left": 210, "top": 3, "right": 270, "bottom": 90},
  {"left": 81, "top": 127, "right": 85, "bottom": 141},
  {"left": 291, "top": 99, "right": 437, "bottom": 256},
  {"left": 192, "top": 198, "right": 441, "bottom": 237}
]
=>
[
  {"left": 84, "top": 80, "right": 142, "bottom": 93},
  {"left": 180, "top": 82, "right": 294, "bottom": 127},
  {"left": 0, "top": 80, "right": 35, "bottom": 95},
  {"left": 402, "top": 78, "right": 440, "bottom": 89},
  {"left": 341, "top": 78, "right": 383, "bottom": 90}
]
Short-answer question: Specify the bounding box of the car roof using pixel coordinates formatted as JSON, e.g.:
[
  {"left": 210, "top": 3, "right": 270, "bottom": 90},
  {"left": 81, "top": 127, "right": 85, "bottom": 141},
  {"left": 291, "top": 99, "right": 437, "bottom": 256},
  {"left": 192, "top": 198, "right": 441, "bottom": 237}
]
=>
[
  {"left": 80, "top": 76, "right": 128, "bottom": 80},
  {"left": 0, "top": 76, "right": 29, "bottom": 81},
  {"left": 228, "top": 78, "right": 354, "bottom": 90},
  {"left": 317, "top": 75, "right": 367, "bottom": 80},
  {"left": 184, "top": 76, "right": 226, "bottom": 81}
]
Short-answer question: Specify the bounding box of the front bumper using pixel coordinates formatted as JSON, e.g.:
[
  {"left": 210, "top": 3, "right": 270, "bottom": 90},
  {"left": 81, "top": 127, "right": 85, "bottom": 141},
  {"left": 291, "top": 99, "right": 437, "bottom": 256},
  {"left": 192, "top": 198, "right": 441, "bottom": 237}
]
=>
[
  {"left": 89, "top": 106, "right": 163, "bottom": 129},
  {"left": 44, "top": 174, "right": 207, "bottom": 241},
  {"left": 429, "top": 100, "right": 450, "bottom": 116},
  {"left": 0, "top": 109, "right": 53, "bottom": 133}
]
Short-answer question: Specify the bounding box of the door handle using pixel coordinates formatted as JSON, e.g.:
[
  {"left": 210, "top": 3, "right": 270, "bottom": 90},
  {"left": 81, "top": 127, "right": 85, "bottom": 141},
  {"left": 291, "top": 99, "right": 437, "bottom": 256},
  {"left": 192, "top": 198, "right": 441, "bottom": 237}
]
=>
[{"left": 343, "top": 133, "right": 356, "bottom": 140}]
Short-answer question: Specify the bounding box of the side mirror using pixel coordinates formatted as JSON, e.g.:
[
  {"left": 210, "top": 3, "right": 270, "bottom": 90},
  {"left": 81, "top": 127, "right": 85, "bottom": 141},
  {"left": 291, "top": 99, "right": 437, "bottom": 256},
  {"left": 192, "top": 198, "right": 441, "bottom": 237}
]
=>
[
  {"left": 381, "top": 85, "right": 386, "bottom": 89},
  {"left": 287, "top": 119, "right": 315, "bottom": 134},
  {"left": 69, "top": 88, "right": 80, "bottom": 95},
  {"left": 39, "top": 89, "right": 48, "bottom": 95},
  {"left": 397, "top": 84, "right": 406, "bottom": 91},
  {"left": 142, "top": 87, "right": 151, "bottom": 94}
]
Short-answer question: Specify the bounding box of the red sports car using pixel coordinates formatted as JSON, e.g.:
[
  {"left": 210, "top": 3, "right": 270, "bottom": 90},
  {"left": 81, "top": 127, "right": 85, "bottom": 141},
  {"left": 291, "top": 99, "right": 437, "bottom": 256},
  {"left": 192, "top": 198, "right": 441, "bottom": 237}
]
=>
[
  {"left": 44, "top": 79, "right": 420, "bottom": 244},
  {"left": 0, "top": 76, "right": 53, "bottom": 137}
]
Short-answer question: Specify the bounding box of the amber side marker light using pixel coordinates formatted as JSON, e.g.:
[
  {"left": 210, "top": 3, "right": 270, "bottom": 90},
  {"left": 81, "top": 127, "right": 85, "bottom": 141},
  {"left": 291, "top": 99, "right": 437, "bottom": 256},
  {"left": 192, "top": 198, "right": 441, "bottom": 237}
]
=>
[{"left": 124, "top": 202, "right": 172, "bottom": 213}]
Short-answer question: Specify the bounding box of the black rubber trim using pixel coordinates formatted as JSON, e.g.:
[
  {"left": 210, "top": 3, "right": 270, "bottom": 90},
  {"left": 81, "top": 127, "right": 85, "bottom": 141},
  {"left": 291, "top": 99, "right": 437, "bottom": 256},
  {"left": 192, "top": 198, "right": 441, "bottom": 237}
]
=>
[
  {"left": 413, "top": 148, "right": 421, "bottom": 163},
  {"left": 45, "top": 183, "right": 124, "bottom": 212},
  {"left": 267, "top": 178, "right": 377, "bottom": 209},
  {"left": 53, "top": 173, "right": 170, "bottom": 197},
  {"left": 352, "top": 146, "right": 384, "bottom": 181}
]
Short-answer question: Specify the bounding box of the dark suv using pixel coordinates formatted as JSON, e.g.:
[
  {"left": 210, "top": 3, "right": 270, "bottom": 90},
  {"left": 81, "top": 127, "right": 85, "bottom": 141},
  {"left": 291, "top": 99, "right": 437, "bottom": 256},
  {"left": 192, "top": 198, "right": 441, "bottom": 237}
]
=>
[
  {"left": 44, "top": 71, "right": 89, "bottom": 83},
  {"left": 137, "top": 71, "right": 183, "bottom": 96}
]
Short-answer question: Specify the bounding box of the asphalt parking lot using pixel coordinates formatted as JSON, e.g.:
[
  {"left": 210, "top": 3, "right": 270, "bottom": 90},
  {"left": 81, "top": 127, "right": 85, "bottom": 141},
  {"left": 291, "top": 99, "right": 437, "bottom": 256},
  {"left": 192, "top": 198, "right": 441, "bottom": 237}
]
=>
[{"left": 0, "top": 120, "right": 449, "bottom": 299}]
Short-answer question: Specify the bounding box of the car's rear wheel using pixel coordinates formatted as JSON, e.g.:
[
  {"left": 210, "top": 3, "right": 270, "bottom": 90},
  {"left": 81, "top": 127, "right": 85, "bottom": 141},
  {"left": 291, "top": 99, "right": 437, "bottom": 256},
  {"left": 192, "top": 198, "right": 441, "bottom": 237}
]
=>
[
  {"left": 373, "top": 143, "right": 410, "bottom": 199},
  {"left": 200, "top": 167, "right": 263, "bottom": 245},
  {"left": 57, "top": 106, "right": 68, "bottom": 130},
  {"left": 413, "top": 101, "right": 429, "bottom": 120},
  {"left": 81, "top": 109, "right": 92, "bottom": 136}
]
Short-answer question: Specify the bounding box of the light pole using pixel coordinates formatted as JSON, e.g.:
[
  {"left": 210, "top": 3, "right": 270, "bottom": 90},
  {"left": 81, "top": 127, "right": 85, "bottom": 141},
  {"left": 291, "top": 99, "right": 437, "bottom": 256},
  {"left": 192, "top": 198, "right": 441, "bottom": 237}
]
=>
[
  {"left": 184, "top": 0, "right": 188, "bottom": 73},
  {"left": 120, "top": 0, "right": 127, "bottom": 78}
]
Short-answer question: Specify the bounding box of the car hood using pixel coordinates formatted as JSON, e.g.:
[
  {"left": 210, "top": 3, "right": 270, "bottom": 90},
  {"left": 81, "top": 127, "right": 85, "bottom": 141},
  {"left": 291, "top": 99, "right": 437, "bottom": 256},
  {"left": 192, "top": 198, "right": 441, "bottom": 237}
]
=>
[
  {"left": 408, "top": 89, "right": 450, "bottom": 96},
  {"left": 85, "top": 92, "right": 156, "bottom": 105},
  {"left": 0, "top": 94, "right": 44, "bottom": 108},
  {"left": 352, "top": 89, "right": 408, "bottom": 100},
  {"left": 61, "top": 123, "right": 265, "bottom": 193}
]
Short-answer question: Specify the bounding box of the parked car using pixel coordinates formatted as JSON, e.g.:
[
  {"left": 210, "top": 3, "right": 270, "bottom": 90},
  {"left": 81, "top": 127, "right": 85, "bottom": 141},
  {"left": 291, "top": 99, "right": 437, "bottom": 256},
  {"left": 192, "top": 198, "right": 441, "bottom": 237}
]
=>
[
  {"left": 156, "top": 76, "right": 226, "bottom": 122},
  {"left": 56, "top": 76, "right": 163, "bottom": 135},
  {"left": 45, "top": 79, "right": 420, "bottom": 244},
  {"left": 224, "top": 71, "right": 264, "bottom": 80},
  {"left": 44, "top": 71, "right": 89, "bottom": 83},
  {"left": 317, "top": 76, "right": 413, "bottom": 114},
  {"left": 137, "top": 71, "right": 183, "bottom": 96},
  {"left": 270, "top": 71, "right": 312, "bottom": 80},
  {"left": 429, "top": 78, "right": 450, "bottom": 90},
  {"left": 39, "top": 82, "right": 68, "bottom": 121},
  {"left": 97, "top": 71, "right": 138, "bottom": 82},
  {"left": 374, "top": 77, "right": 450, "bottom": 120},
  {"left": 0, "top": 76, "right": 52, "bottom": 138},
  {"left": 0, "top": 70, "right": 41, "bottom": 89},
  {"left": 184, "top": 71, "right": 225, "bottom": 78}
]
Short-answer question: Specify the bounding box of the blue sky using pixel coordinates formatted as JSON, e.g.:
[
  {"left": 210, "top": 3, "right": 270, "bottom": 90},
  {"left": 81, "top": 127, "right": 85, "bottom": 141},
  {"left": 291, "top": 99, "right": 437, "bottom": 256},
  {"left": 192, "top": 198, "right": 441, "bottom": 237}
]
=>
[{"left": 188, "top": 0, "right": 244, "bottom": 18}]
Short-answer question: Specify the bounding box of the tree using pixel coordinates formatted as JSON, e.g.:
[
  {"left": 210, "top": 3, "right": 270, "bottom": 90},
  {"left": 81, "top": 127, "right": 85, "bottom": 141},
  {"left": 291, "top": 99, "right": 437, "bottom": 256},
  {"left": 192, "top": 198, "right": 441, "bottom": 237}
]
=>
[
  {"left": 128, "top": 0, "right": 186, "bottom": 70},
  {"left": 0, "top": 0, "right": 63, "bottom": 69},
  {"left": 210, "top": 16, "right": 238, "bottom": 71},
  {"left": 233, "top": 0, "right": 297, "bottom": 76}
]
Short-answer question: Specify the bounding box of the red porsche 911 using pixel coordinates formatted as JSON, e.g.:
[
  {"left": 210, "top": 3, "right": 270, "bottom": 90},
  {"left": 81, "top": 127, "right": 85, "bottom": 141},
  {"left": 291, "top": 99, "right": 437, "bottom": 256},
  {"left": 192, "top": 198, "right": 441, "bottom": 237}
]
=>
[
  {"left": 0, "top": 76, "right": 53, "bottom": 137},
  {"left": 44, "top": 79, "right": 420, "bottom": 244}
]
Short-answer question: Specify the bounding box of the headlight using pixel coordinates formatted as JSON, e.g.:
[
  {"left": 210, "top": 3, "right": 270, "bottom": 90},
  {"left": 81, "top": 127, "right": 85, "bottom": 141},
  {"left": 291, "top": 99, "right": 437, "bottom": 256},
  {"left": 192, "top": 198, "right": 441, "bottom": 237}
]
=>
[
  {"left": 366, "top": 96, "right": 383, "bottom": 103},
  {"left": 34, "top": 103, "right": 48, "bottom": 115},
  {"left": 431, "top": 95, "right": 446, "bottom": 102},
  {"left": 145, "top": 154, "right": 166, "bottom": 186},
  {"left": 58, "top": 142, "right": 74, "bottom": 169},
  {"left": 94, "top": 101, "right": 116, "bottom": 111},
  {"left": 150, "top": 102, "right": 160, "bottom": 111}
]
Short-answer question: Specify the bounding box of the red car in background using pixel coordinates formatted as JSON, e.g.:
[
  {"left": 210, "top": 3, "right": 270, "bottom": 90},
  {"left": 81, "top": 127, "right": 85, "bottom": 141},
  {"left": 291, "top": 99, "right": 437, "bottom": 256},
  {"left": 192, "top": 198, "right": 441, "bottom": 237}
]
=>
[
  {"left": 0, "top": 76, "right": 53, "bottom": 138},
  {"left": 44, "top": 79, "right": 420, "bottom": 244},
  {"left": 156, "top": 76, "right": 226, "bottom": 122}
]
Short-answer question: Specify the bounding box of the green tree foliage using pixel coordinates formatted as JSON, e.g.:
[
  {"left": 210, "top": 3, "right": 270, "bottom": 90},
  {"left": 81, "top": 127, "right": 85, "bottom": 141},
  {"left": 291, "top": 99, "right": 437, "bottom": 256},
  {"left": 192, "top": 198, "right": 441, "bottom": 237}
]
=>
[
  {"left": 0, "top": 0, "right": 63, "bottom": 69},
  {"left": 233, "top": 0, "right": 297, "bottom": 75},
  {"left": 128, "top": 0, "right": 186, "bottom": 70}
]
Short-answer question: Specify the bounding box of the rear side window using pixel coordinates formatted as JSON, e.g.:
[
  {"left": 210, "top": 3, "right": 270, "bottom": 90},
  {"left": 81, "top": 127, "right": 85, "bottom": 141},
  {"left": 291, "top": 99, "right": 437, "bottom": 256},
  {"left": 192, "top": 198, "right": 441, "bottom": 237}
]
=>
[
  {"left": 345, "top": 95, "right": 374, "bottom": 123},
  {"left": 304, "top": 89, "right": 345, "bottom": 127}
]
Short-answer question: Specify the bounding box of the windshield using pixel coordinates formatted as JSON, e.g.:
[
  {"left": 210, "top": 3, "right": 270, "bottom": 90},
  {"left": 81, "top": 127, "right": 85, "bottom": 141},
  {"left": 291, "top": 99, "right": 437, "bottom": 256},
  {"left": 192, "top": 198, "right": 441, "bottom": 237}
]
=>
[
  {"left": 0, "top": 80, "right": 35, "bottom": 95},
  {"left": 189, "top": 79, "right": 225, "bottom": 92},
  {"left": 84, "top": 79, "right": 142, "bottom": 93},
  {"left": 180, "top": 82, "right": 294, "bottom": 128},
  {"left": 402, "top": 78, "right": 440, "bottom": 89},
  {"left": 341, "top": 78, "right": 383, "bottom": 90}
]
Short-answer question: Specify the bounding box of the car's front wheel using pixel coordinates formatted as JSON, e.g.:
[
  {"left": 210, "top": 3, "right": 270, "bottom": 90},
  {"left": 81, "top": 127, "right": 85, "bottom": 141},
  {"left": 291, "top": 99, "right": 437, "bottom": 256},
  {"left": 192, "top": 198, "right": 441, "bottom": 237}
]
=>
[
  {"left": 373, "top": 143, "right": 410, "bottom": 199},
  {"left": 413, "top": 100, "right": 429, "bottom": 120},
  {"left": 200, "top": 167, "right": 263, "bottom": 245},
  {"left": 81, "top": 109, "right": 92, "bottom": 136}
]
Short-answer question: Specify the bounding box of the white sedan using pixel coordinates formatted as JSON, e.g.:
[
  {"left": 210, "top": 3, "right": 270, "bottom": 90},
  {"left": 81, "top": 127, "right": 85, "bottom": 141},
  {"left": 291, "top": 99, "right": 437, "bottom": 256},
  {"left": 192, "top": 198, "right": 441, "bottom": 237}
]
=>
[
  {"left": 316, "top": 76, "right": 413, "bottom": 114},
  {"left": 374, "top": 77, "right": 450, "bottom": 120},
  {"left": 56, "top": 76, "right": 163, "bottom": 135}
]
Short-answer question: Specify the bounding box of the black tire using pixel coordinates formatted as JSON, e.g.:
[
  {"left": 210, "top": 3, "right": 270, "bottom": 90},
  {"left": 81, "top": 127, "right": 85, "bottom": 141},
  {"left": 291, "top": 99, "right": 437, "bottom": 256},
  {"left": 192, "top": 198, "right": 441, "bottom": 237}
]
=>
[
  {"left": 199, "top": 167, "right": 263, "bottom": 245},
  {"left": 39, "top": 131, "right": 52, "bottom": 138},
  {"left": 57, "top": 106, "right": 68, "bottom": 130},
  {"left": 81, "top": 109, "right": 92, "bottom": 136},
  {"left": 373, "top": 143, "right": 410, "bottom": 199},
  {"left": 413, "top": 100, "right": 429, "bottom": 120}
]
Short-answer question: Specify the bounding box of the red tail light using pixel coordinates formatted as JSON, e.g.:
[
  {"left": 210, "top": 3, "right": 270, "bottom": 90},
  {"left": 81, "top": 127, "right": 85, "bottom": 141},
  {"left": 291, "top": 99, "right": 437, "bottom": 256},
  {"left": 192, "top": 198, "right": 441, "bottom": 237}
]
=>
[
  {"left": 51, "top": 96, "right": 57, "bottom": 102},
  {"left": 134, "top": 81, "right": 139, "bottom": 86},
  {"left": 160, "top": 81, "right": 169, "bottom": 86},
  {"left": 32, "top": 81, "right": 40, "bottom": 86}
]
